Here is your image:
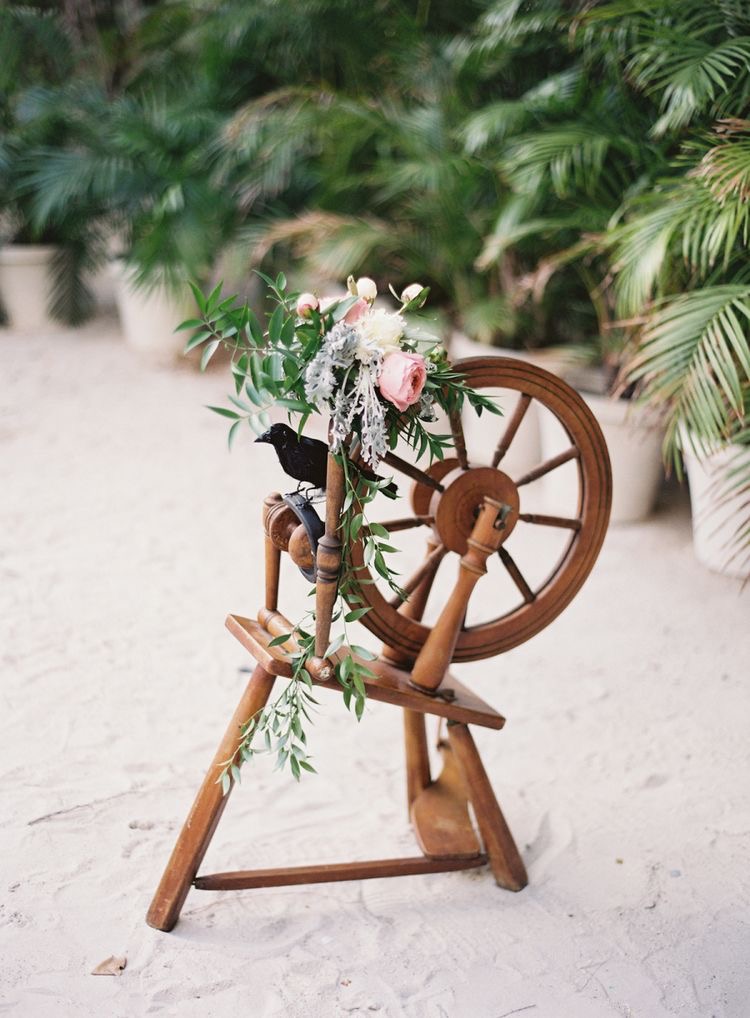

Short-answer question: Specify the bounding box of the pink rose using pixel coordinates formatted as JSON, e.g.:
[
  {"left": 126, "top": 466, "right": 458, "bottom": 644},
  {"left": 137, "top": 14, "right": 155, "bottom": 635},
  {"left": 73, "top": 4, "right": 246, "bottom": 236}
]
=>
[
  {"left": 296, "top": 292, "right": 318, "bottom": 317},
  {"left": 344, "top": 297, "right": 368, "bottom": 323},
  {"left": 378, "top": 351, "right": 427, "bottom": 411},
  {"left": 319, "top": 295, "right": 368, "bottom": 323}
]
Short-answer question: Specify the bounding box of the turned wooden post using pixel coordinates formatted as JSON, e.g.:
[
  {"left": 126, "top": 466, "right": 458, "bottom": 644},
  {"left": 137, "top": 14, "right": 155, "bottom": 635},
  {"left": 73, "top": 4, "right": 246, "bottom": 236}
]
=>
[
  {"left": 448, "top": 722, "right": 527, "bottom": 891},
  {"left": 263, "top": 493, "right": 284, "bottom": 611},
  {"left": 411, "top": 498, "right": 509, "bottom": 692},
  {"left": 146, "top": 664, "right": 276, "bottom": 932},
  {"left": 315, "top": 453, "right": 346, "bottom": 658},
  {"left": 383, "top": 534, "right": 443, "bottom": 807}
]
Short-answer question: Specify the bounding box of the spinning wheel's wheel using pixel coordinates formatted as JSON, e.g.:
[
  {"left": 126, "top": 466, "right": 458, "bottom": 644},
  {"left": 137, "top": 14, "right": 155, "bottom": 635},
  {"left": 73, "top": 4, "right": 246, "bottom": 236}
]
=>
[{"left": 348, "top": 357, "right": 612, "bottom": 664}]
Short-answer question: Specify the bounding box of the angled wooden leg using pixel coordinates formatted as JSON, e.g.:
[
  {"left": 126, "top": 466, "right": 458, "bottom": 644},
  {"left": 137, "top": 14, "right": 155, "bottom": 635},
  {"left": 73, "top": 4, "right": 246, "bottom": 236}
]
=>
[
  {"left": 403, "top": 710, "right": 431, "bottom": 809},
  {"left": 447, "top": 721, "right": 527, "bottom": 891},
  {"left": 146, "top": 664, "right": 276, "bottom": 932}
]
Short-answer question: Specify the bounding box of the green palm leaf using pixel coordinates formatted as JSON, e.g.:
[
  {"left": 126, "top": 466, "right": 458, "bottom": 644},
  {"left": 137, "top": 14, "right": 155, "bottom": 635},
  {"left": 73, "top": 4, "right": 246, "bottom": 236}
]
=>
[{"left": 626, "top": 285, "right": 750, "bottom": 460}]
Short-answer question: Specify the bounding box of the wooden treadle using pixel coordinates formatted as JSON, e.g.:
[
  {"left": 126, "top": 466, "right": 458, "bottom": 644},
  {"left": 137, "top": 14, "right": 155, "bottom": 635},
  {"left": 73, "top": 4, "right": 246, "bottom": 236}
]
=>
[
  {"left": 226, "top": 613, "right": 505, "bottom": 730},
  {"left": 194, "top": 855, "right": 487, "bottom": 890},
  {"left": 411, "top": 740, "right": 481, "bottom": 859}
]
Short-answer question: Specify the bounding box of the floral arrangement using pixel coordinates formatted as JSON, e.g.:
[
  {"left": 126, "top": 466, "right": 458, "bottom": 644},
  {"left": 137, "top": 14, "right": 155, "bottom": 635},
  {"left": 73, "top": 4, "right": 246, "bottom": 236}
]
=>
[{"left": 182, "top": 273, "right": 499, "bottom": 783}]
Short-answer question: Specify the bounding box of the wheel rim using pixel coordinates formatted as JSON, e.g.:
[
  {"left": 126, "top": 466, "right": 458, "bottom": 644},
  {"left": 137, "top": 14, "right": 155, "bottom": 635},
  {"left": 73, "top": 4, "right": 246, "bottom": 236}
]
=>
[{"left": 347, "top": 356, "right": 612, "bottom": 664}]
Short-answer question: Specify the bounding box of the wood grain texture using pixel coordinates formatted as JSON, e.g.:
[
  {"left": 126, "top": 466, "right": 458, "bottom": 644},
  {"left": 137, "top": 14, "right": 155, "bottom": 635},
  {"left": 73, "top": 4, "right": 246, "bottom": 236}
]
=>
[
  {"left": 225, "top": 614, "right": 506, "bottom": 729},
  {"left": 194, "top": 855, "right": 487, "bottom": 890},
  {"left": 448, "top": 722, "right": 528, "bottom": 891},
  {"left": 315, "top": 452, "right": 345, "bottom": 657},
  {"left": 410, "top": 740, "right": 482, "bottom": 859},
  {"left": 347, "top": 357, "right": 612, "bottom": 665},
  {"left": 411, "top": 497, "right": 509, "bottom": 692},
  {"left": 146, "top": 665, "right": 276, "bottom": 932}
]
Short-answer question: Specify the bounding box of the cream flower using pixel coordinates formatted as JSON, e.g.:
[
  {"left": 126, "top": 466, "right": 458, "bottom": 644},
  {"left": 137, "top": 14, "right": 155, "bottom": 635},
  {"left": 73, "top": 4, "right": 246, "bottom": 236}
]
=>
[
  {"left": 356, "top": 276, "right": 378, "bottom": 301},
  {"left": 401, "top": 283, "right": 423, "bottom": 304},
  {"left": 355, "top": 307, "right": 405, "bottom": 363}
]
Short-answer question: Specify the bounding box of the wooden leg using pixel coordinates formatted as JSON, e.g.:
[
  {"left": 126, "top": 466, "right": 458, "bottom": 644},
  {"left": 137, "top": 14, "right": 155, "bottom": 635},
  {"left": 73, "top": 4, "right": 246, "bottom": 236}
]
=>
[
  {"left": 403, "top": 709, "right": 431, "bottom": 810},
  {"left": 447, "top": 722, "right": 527, "bottom": 891},
  {"left": 146, "top": 664, "right": 276, "bottom": 932}
]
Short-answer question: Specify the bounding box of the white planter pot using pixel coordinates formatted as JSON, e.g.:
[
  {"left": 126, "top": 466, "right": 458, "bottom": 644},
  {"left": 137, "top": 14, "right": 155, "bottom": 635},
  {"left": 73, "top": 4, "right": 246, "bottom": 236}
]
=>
[
  {"left": 683, "top": 440, "right": 750, "bottom": 579},
  {"left": 449, "top": 333, "right": 543, "bottom": 478},
  {"left": 112, "top": 263, "right": 195, "bottom": 365},
  {"left": 538, "top": 393, "right": 664, "bottom": 524},
  {"left": 0, "top": 245, "right": 58, "bottom": 332}
]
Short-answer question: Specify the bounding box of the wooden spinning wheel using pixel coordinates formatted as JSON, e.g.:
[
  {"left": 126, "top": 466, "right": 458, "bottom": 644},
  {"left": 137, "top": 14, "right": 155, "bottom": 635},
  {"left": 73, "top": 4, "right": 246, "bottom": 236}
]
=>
[
  {"left": 146, "top": 356, "right": 611, "bottom": 932},
  {"left": 349, "top": 357, "right": 611, "bottom": 667}
]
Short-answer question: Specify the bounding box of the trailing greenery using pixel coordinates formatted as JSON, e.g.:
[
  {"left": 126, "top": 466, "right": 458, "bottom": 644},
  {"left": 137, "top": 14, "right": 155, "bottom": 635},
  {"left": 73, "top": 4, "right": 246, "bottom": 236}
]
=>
[{"left": 186, "top": 273, "right": 499, "bottom": 779}]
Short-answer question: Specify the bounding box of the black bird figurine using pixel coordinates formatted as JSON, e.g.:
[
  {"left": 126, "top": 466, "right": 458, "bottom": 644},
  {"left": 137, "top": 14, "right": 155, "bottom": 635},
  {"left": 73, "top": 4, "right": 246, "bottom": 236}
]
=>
[{"left": 255, "top": 423, "right": 397, "bottom": 496}]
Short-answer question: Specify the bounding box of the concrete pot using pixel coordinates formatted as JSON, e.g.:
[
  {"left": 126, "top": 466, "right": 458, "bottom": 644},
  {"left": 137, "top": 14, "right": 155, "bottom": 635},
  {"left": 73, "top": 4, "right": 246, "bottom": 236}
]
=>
[
  {"left": 449, "top": 333, "right": 543, "bottom": 478},
  {"left": 683, "top": 439, "right": 750, "bottom": 579},
  {"left": 112, "top": 262, "right": 195, "bottom": 365},
  {"left": 538, "top": 393, "right": 665, "bottom": 524},
  {"left": 0, "top": 244, "right": 58, "bottom": 331}
]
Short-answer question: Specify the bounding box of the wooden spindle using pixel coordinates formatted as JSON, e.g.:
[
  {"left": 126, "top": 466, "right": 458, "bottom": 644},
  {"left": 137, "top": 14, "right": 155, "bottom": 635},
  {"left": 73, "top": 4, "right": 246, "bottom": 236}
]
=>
[
  {"left": 410, "top": 498, "right": 509, "bottom": 693},
  {"left": 262, "top": 493, "right": 284, "bottom": 612},
  {"left": 314, "top": 452, "right": 346, "bottom": 658}
]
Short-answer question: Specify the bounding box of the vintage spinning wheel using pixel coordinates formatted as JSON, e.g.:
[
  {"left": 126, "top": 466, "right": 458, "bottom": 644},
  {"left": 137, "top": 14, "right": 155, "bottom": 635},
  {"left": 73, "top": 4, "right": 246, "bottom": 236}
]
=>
[
  {"left": 146, "top": 356, "right": 612, "bottom": 933},
  {"left": 349, "top": 357, "right": 611, "bottom": 667}
]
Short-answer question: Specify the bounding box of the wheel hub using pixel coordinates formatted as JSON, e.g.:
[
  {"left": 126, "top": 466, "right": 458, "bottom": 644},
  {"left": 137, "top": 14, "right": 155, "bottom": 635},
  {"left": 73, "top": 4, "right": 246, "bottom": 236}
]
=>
[{"left": 431, "top": 466, "right": 519, "bottom": 554}]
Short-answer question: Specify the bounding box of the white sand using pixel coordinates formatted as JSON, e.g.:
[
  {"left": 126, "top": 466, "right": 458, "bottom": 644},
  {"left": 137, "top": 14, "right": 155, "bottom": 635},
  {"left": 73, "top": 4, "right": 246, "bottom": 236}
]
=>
[{"left": 1, "top": 319, "right": 749, "bottom": 1018}]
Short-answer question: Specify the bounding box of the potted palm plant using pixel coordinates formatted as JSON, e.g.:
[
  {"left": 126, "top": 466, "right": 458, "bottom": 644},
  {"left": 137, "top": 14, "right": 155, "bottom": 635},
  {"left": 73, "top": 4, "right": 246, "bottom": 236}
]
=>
[
  {"left": 27, "top": 88, "right": 237, "bottom": 362},
  {"left": 599, "top": 5, "right": 750, "bottom": 576},
  {"left": 0, "top": 8, "right": 104, "bottom": 330}
]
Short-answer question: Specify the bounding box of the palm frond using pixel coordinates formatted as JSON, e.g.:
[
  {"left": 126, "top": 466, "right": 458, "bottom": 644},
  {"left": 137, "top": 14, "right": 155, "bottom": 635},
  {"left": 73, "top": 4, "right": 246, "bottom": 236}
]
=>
[
  {"left": 625, "top": 285, "right": 750, "bottom": 461},
  {"left": 628, "top": 24, "right": 750, "bottom": 136}
]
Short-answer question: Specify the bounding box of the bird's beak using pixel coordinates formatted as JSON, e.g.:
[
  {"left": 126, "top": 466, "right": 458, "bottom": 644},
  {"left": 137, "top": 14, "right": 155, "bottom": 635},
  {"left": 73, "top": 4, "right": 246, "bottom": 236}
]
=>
[{"left": 255, "top": 432, "right": 270, "bottom": 444}]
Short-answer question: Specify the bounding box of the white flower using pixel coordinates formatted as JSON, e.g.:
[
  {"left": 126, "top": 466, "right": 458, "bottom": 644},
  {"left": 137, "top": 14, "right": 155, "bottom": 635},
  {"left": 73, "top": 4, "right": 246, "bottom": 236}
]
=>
[
  {"left": 356, "top": 276, "right": 378, "bottom": 301},
  {"left": 401, "top": 283, "right": 423, "bottom": 304},
  {"left": 355, "top": 307, "right": 404, "bottom": 363}
]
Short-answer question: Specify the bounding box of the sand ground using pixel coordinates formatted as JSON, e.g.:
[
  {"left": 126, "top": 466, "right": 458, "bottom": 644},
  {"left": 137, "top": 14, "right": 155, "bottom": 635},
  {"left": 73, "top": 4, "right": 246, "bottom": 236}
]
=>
[{"left": 1, "top": 319, "right": 749, "bottom": 1018}]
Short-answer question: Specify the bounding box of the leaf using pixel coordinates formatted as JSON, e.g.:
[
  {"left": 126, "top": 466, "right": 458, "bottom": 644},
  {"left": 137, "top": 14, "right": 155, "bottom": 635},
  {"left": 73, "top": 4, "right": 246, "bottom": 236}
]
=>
[
  {"left": 200, "top": 339, "right": 221, "bottom": 371},
  {"left": 91, "top": 956, "right": 127, "bottom": 977},
  {"left": 227, "top": 420, "right": 241, "bottom": 450},
  {"left": 268, "top": 632, "right": 292, "bottom": 647},
  {"left": 268, "top": 305, "right": 284, "bottom": 344},
  {"left": 207, "top": 406, "right": 241, "bottom": 420},
  {"left": 344, "top": 606, "right": 371, "bottom": 622},
  {"left": 175, "top": 318, "right": 205, "bottom": 332},
  {"left": 350, "top": 645, "right": 377, "bottom": 661},
  {"left": 189, "top": 281, "right": 206, "bottom": 315},
  {"left": 325, "top": 634, "right": 346, "bottom": 657},
  {"left": 246, "top": 309, "right": 263, "bottom": 346},
  {"left": 184, "top": 330, "right": 213, "bottom": 353}
]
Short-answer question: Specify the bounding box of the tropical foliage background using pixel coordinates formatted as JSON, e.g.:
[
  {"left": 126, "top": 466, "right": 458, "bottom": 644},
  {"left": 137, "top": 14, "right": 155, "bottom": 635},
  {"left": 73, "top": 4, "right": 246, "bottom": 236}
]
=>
[{"left": 2, "top": 0, "right": 749, "bottom": 554}]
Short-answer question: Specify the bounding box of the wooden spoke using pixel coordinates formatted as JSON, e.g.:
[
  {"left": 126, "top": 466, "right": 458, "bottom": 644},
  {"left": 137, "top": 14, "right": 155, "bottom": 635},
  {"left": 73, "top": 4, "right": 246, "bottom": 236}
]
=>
[
  {"left": 518, "top": 513, "right": 581, "bottom": 531},
  {"left": 372, "top": 515, "right": 434, "bottom": 534},
  {"left": 515, "top": 446, "right": 579, "bottom": 487},
  {"left": 449, "top": 410, "right": 469, "bottom": 470},
  {"left": 388, "top": 543, "right": 447, "bottom": 607},
  {"left": 383, "top": 452, "right": 445, "bottom": 492},
  {"left": 498, "top": 547, "right": 535, "bottom": 604},
  {"left": 492, "top": 394, "right": 531, "bottom": 468}
]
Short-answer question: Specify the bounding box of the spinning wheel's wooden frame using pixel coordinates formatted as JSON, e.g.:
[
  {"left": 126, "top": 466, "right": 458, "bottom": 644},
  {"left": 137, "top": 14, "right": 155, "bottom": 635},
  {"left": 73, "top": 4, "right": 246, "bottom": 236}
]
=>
[{"left": 147, "top": 358, "right": 611, "bottom": 932}]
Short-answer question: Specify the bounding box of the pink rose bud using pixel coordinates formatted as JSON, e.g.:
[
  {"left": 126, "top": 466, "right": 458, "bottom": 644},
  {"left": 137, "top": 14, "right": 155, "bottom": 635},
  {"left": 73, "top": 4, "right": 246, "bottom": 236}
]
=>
[
  {"left": 296, "top": 292, "right": 318, "bottom": 317},
  {"left": 356, "top": 276, "right": 378, "bottom": 301},
  {"left": 344, "top": 296, "right": 369, "bottom": 323},
  {"left": 401, "top": 283, "right": 423, "bottom": 304},
  {"left": 378, "top": 351, "right": 427, "bottom": 412}
]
